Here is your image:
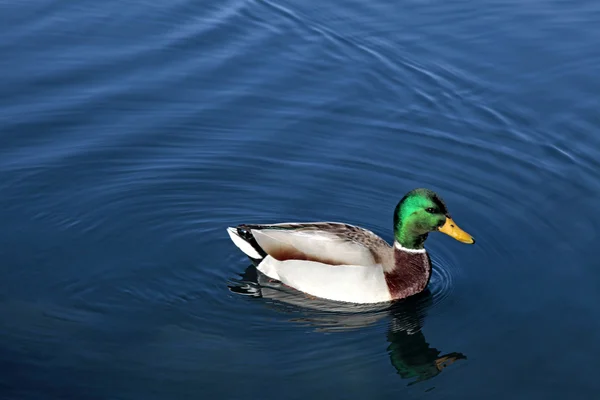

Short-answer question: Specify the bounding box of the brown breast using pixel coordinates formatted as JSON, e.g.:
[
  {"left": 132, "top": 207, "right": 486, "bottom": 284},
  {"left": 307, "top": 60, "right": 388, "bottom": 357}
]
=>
[{"left": 384, "top": 248, "right": 432, "bottom": 300}]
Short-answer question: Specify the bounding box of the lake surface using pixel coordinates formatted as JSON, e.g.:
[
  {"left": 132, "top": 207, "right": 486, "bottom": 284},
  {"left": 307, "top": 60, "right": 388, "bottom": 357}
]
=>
[{"left": 1, "top": 0, "right": 600, "bottom": 398}]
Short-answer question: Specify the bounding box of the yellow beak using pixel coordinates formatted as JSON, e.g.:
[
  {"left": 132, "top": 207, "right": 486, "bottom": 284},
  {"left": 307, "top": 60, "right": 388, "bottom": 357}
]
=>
[{"left": 437, "top": 217, "right": 475, "bottom": 244}]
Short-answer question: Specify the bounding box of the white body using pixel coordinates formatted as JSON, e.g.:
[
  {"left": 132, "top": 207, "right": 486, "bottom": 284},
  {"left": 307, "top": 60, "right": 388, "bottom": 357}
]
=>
[
  {"left": 227, "top": 226, "right": 393, "bottom": 303},
  {"left": 257, "top": 255, "right": 391, "bottom": 303}
]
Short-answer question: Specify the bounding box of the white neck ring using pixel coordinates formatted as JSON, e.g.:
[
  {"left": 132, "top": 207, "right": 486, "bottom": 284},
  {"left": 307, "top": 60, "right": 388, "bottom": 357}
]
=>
[{"left": 394, "top": 241, "right": 427, "bottom": 254}]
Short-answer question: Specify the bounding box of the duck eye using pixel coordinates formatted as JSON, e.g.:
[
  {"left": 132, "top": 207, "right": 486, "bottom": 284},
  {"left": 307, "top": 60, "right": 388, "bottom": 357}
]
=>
[{"left": 425, "top": 207, "right": 436, "bottom": 214}]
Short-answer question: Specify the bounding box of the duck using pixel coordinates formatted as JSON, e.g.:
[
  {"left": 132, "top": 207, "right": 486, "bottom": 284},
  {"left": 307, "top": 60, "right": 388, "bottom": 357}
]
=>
[{"left": 226, "top": 188, "right": 474, "bottom": 304}]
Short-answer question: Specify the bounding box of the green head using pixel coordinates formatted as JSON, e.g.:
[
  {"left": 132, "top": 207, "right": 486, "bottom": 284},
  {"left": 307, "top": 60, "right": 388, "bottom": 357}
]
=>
[{"left": 393, "top": 188, "right": 475, "bottom": 249}]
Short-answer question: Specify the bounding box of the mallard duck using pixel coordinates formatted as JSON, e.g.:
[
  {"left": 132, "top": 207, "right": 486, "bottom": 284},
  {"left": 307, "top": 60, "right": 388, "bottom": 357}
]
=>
[{"left": 227, "top": 188, "right": 474, "bottom": 304}]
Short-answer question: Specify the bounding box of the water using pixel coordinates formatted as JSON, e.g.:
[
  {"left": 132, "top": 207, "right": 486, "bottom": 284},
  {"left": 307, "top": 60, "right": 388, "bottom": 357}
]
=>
[{"left": 1, "top": 0, "right": 599, "bottom": 398}]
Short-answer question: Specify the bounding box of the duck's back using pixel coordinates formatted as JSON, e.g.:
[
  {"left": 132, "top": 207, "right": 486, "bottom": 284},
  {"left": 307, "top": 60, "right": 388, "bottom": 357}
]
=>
[{"left": 233, "top": 222, "right": 394, "bottom": 266}]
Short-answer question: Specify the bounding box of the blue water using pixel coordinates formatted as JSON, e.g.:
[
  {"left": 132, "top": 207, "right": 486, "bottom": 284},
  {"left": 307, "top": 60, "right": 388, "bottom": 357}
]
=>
[{"left": 1, "top": 0, "right": 600, "bottom": 398}]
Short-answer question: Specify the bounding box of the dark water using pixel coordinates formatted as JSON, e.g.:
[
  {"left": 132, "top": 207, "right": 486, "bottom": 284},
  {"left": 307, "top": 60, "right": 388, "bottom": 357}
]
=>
[{"left": 1, "top": 0, "right": 600, "bottom": 398}]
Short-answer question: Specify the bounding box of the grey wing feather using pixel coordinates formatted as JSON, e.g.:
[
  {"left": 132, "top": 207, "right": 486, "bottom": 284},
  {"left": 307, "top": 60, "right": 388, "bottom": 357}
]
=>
[{"left": 237, "top": 222, "right": 393, "bottom": 267}]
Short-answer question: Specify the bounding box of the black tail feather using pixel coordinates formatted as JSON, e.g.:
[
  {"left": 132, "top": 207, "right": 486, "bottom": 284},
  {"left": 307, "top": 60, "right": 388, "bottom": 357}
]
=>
[{"left": 236, "top": 225, "right": 268, "bottom": 259}]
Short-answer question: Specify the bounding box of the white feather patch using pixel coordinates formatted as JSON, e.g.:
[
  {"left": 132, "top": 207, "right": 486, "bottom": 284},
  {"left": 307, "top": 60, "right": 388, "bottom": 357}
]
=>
[
  {"left": 227, "top": 227, "right": 263, "bottom": 259},
  {"left": 257, "top": 255, "right": 392, "bottom": 304}
]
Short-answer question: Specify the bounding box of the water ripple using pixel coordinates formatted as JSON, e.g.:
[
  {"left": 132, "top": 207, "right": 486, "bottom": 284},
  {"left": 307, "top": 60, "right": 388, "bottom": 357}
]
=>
[{"left": 2, "top": 0, "right": 599, "bottom": 394}]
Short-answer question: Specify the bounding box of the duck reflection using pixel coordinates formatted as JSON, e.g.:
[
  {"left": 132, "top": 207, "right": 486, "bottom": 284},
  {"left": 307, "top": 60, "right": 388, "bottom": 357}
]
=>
[
  {"left": 386, "top": 296, "right": 466, "bottom": 385},
  {"left": 230, "top": 265, "right": 466, "bottom": 386}
]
